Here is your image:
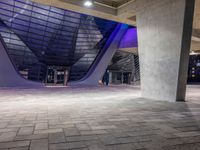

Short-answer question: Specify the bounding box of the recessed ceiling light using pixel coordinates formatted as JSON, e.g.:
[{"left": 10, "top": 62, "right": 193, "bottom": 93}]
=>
[{"left": 84, "top": 0, "right": 93, "bottom": 7}]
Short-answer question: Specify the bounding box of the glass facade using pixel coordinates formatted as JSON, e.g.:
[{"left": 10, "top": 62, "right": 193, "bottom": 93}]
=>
[
  {"left": 0, "top": 0, "right": 117, "bottom": 82},
  {"left": 108, "top": 51, "right": 140, "bottom": 84},
  {"left": 188, "top": 54, "right": 200, "bottom": 82}
]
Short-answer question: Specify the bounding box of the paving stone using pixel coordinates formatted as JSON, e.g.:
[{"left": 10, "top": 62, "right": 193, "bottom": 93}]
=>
[
  {"left": 15, "top": 133, "right": 48, "bottom": 141},
  {"left": 91, "top": 125, "right": 117, "bottom": 130},
  {"left": 18, "top": 127, "right": 34, "bottom": 135},
  {"left": 30, "top": 139, "right": 48, "bottom": 150},
  {"left": 0, "top": 132, "right": 16, "bottom": 142},
  {"left": 35, "top": 123, "right": 48, "bottom": 130},
  {"left": 0, "top": 141, "right": 30, "bottom": 149},
  {"left": 0, "top": 123, "right": 8, "bottom": 129},
  {"left": 49, "top": 143, "right": 69, "bottom": 150},
  {"left": 0, "top": 86, "right": 200, "bottom": 150},
  {"left": 67, "top": 135, "right": 98, "bottom": 142},
  {"left": 105, "top": 143, "right": 146, "bottom": 150},
  {"left": 175, "top": 131, "right": 200, "bottom": 137},
  {"left": 80, "top": 130, "right": 107, "bottom": 135},
  {"left": 0, "top": 128, "right": 18, "bottom": 133},
  {"left": 49, "top": 124, "right": 74, "bottom": 129},
  {"left": 163, "top": 143, "right": 200, "bottom": 150},
  {"left": 64, "top": 128, "right": 80, "bottom": 136},
  {"left": 34, "top": 129, "right": 62, "bottom": 134},
  {"left": 49, "top": 132, "right": 66, "bottom": 144},
  {"left": 88, "top": 145, "right": 105, "bottom": 150},
  {"left": 7, "top": 124, "right": 34, "bottom": 128},
  {"left": 68, "top": 141, "right": 87, "bottom": 149},
  {"left": 9, "top": 147, "right": 29, "bottom": 150},
  {"left": 76, "top": 123, "right": 91, "bottom": 131}
]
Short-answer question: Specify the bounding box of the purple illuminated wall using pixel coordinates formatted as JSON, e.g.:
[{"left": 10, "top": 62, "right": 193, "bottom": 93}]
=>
[{"left": 119, "top": 28, "right": 138, "bottom": 48}]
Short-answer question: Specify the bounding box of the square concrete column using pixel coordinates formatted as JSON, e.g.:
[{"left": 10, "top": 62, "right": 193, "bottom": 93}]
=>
[{"left": 136, "top": 0, "right": 195, "bottom": 101}]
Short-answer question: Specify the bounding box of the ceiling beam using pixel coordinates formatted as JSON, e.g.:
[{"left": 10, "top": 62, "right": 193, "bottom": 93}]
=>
[
  {"left": 118, "top": 48, "right": 138, "bottom": 54},
  {"left": 117, "top": 0, "right": 136, "bottom": 18}
]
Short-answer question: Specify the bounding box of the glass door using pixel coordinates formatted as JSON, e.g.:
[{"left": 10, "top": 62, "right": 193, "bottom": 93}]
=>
[{"left": 46, "top": 66, "right": 69, "bottom": 86}]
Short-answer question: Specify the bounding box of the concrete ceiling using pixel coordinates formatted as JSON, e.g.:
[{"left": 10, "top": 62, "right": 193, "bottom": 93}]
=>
[
  {"left": 94, "top": 0, "right": 133, "bottom": 7},
  {"left": 31, "top": 0, "right": 200, "bottom": 52},
  {"left": 193, "top": 0, "right": 200, "bottom": 52},
  {"left": 31, "top": 0, "right": 137, "bottom": 25}
]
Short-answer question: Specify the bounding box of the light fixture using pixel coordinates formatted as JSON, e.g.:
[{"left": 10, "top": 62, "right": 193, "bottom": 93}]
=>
[
  {"left": 84, "top": 0, "right": 93, "bottom": 7},
  {"left": 190, "top": 50, "right": 196, "bottom": 55}
]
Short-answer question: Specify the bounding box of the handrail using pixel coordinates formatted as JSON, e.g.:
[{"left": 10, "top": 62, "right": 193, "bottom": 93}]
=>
[{"left": 72, "top": 23, "right": 123, "bottom": 82}]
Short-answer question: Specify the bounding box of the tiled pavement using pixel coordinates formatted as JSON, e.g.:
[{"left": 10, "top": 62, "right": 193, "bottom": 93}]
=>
[{"left": 0, "top": 85, "right": 200, "bottom": 150}]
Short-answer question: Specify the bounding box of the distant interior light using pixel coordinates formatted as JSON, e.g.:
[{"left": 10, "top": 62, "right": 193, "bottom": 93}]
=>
[
  {"left": 190, "top": 51, "right": 197, "bottom": 55},
  {"left": 84, "top": 0, "right": 93, "bottom": 7}
]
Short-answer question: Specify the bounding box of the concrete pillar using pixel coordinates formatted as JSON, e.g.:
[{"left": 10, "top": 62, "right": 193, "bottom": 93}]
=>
[{"left": 136, "top": 0, "right": 195, "bottom": 101}]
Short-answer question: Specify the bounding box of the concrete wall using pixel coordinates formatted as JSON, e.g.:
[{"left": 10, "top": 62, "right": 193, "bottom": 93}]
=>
[
  {"left": 0, "top": 38, "right": 43, "bottom": 87},
  {"left": 137, "top": 0, "right": 195, "bottom": 101}
]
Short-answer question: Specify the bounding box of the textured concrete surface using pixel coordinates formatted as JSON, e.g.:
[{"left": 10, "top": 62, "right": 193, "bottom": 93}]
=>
[
  {"left": 0, "top": 85, "right": 200, "bottom": 150},
  {"left": 137, "top": 0, "right": 195, "bottom": 102}
]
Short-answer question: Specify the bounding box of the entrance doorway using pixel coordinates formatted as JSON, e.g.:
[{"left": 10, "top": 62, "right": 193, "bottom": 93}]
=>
[
  {"left": 109, "top": 71, "right": 132, "bottom": 85},
  {"left": 46, "top": 66, "right": 69, "bottom": 86}
]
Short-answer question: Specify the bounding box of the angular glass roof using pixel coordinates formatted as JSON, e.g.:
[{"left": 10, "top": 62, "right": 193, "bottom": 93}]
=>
[{"left": 0, "top": 0, "right": 117, "bottom": 81}]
